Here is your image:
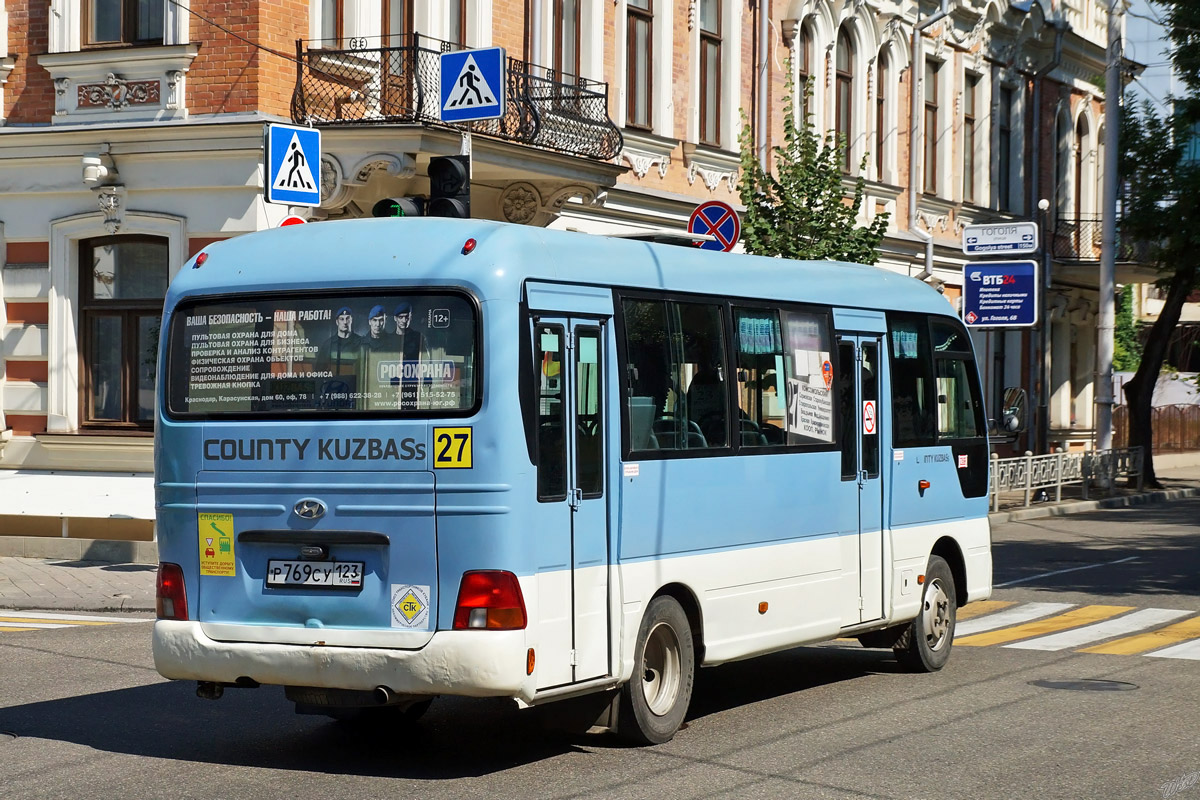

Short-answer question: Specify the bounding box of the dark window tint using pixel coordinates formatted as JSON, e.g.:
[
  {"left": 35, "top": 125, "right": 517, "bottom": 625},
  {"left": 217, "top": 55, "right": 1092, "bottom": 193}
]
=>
[
  {"left": 623, "top": 297, "right": 728, "bottom": 452},
  {"left": 889, "top": 315, "right": 936, "bottom": 447},
  {"left": 931, "top": 320, "right": 984, "bottom": 438},
  {"left": 838, "top": 342, "right": 856, "bottom": 479},
  {"left": 861, "top": 341, "right": 880, "bottom": 478},
  {"left": 575, "top": 327, "right": 604, "bottom": 498},
  {"left": 166, "top": 292, "right": 477, "bottom": 417},
  {"left": 536, "top": 324, "right": 568, "bottom": 501}
]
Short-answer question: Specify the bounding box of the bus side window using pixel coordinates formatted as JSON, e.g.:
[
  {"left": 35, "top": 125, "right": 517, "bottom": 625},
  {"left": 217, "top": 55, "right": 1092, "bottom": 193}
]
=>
[
  {"left": 536, "top": 324, "right": 568, "bottom": 501},
  {"left": 931, "top": 320, "right": 984, "bottom": 439},
  {"left": 576, "top": 327, "right": 604, "bottom": 498},
  {"left": 888, "top": 315, "right": 936, "bottom": 447}
]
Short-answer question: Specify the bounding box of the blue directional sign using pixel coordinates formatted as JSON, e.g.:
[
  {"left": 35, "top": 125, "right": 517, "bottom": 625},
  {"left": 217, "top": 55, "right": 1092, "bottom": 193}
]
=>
[
  {"left": 962, "top": 260, "right": 1039, "bottom": 327},
  {"left": 688, "top": 201, "right": 741, "bottom": 252},
  {"left": 266, "top": 123, "right": 322, "bottom": 207},
  {"left": 440, "top": 48, "right": 507, "bottom": 123}
]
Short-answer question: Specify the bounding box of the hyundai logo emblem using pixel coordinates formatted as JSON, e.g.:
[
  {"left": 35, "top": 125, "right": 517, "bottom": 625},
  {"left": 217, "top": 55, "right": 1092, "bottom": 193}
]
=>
[{"left": 293, "top": 498, "right": 327, "bottom": 520}]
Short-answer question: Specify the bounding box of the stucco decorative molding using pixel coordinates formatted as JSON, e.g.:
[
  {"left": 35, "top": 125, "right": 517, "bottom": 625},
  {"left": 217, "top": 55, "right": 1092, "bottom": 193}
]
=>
[
  {"left": 319, "top": 156, "right": 349, "bottom": 209},
  {"left": 165, "top": 70, "right": 184, "bottom": 110},
  {"left": 77, "top": 73, "right": 160, "bottom": 110},
  {"left": 546, "top": 185, "right": 598, "bottom": 211},
  {"left": 500, "top": 182, "right": 541, "bottom": 224},
  {"left": 918, "top": 210, "right": 949, "bottom": 234},
  {"left": 54, "top": 78, "right": 71, "bottom": 115},
  {"left": 93, "top": 185, "right": 126, "bottom": 234},
  {"left": 621, "top": 148, "right": 671, "bottom": 179},
  {"left": 352, "top": 153, "right": 416, "bottom": 183},
  {"left": 682, "top": 143, "right": 740, "bottom": 193},
  {"left": 688, "top": 0, "right": 697, "bottom": 31}
]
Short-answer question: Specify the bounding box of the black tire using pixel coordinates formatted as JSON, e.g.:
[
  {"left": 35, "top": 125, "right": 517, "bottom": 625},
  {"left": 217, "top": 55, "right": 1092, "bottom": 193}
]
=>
[
  {"left": 893, "top": 555, "right": 956, "bottom": 673},
  {"left": 617, "top": 595, "right": 695, "bottom": 745}
]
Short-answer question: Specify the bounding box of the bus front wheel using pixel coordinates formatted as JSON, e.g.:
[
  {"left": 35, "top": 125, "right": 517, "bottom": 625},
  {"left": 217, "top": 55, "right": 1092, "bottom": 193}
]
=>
[
  {"left": 618, "top": 595, "right": 695, "bottom": 745},
  {"left": 893, "top": 555, "right": 956, "bottom": 673}
]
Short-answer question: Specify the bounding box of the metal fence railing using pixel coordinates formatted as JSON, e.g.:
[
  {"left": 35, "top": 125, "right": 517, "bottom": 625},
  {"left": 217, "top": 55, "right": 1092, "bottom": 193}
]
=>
[
  {"left": 290, "top": 34, "right": 623, "bottom": 161},
  {"left": 989, "top": 447, "right": 1144, "bottom": 512},
  {"left": 1051, "top": 216, "right": 1151, "bottom": 262},
  {"left": 1113, "top": 405, "right": 1200, "bottom": 453}
]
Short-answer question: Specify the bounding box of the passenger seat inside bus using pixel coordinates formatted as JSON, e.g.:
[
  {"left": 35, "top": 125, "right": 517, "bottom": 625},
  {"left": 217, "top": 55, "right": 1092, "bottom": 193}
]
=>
[{"left": 652, "top": 417, "right": 707, "bottom": 449}]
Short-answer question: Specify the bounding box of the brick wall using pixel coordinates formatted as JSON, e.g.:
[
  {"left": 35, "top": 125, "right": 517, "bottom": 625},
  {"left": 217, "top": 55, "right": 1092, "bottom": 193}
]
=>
[{"left": 5, "top": 0, "right": 54, "bottom": 122}]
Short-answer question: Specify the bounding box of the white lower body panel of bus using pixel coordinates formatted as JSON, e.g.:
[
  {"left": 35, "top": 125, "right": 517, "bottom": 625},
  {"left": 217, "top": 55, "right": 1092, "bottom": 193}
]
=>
[{"left": 153, "top": 620, "right": 530, "bottom": 699}]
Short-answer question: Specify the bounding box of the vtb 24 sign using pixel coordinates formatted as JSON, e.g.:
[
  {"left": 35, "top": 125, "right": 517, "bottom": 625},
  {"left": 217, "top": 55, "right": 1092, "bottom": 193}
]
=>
[{"left": 961, "top": 261, "right": 1038, "bottom": 328}]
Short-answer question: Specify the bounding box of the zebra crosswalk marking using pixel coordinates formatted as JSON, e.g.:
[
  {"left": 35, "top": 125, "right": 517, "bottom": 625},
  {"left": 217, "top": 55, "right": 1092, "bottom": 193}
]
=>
[
  {"left": 1146, "top": 637, "right": 1200, "bottom": 660},
  {"left": 955, "top": 600, "right": 1016, "bottom": 621},
  {"left": 1080, "top": 614, "right": 1200, "bottom": 656},
  {"left": 0, "top": 611, "right": 151, "bottom": 633},
  {"left": 0, "top": 616, "right": 131, "bottom": 627},
  {"left": 954, "top": 604, "right": 1135, "bottom": 647},
  {"left": 1004, "top": 608, "right": 1193, "bottom": 651},
  {"left": 954, "top": 602, "right": 1075, "bottom": 638}
]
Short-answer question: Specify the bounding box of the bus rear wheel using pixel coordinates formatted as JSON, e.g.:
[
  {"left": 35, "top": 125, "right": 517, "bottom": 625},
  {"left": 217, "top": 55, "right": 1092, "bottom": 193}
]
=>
[
  {"left": 618, "top": 595, "right": 695, "bottom": 745},
  {"left": 893, "top": 555, "right": 956, "bottom": 673}
]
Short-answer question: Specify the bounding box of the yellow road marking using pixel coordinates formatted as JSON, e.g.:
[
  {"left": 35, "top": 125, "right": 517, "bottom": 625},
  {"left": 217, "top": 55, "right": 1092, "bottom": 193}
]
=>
[
  {"left": 955, "top": 605, "right": 1135, "bottom": 647},
  {"left": 0, "top": 617, "right": 118, "bottom": 626},
  {"left": 1079, "top": 613, "right": 1200, "bottom": 655},
  {"left": 0, "top": 626, "right": 36, "bottom": 632},
  {"left": 956, "top": 600, "right": 1016, "bottom": 621}
]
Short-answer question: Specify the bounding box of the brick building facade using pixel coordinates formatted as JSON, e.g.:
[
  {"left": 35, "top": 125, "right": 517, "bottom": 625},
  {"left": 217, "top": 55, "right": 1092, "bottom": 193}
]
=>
[{"left": 0, "top": 0, "right": 1139, "bottom": 543}]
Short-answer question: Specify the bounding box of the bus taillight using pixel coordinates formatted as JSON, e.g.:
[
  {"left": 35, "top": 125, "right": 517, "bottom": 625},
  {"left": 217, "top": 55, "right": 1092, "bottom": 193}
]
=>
[
  {"left": 156, "top": 562, "right": 189, "bottom": 621},
  {"left": 453, "top": 570, "right": 527, "bottom": 630}
]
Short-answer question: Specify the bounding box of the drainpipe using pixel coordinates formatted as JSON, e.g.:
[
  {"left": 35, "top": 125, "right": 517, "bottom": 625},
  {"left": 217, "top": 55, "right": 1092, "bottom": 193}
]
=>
[
  {"left": 757, "top": 0, "right": 770, "bottom": 172},
  {"left": 908, "top": 0, "right": 951, "bottom": 282}
]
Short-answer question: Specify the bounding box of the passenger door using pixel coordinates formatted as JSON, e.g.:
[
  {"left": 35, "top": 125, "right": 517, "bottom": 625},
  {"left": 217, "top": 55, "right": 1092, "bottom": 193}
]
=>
[
  {"left": 837, "top": 333, "right": 885, "bottom": 625},
  {"left": 531, "top": 305, "right": 611, "bottom": 688}
]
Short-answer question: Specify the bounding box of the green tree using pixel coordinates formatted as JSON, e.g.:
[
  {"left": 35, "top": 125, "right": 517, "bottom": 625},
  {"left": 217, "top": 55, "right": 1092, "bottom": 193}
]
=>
[
  {"left": 737, "top": 70, "right": 888, "bottom": 264},
  {"left": 1112, "top": 286, "right": 1141, "bottom": 373},
  {"left": 1119, "top": 96, "right": 1200, "bottom": 486}
]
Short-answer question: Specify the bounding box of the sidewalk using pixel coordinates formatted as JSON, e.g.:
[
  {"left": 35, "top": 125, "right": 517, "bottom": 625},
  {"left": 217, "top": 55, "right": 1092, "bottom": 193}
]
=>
[{"left": 2, "top": 464, "right": 1199, "bottom": 614}]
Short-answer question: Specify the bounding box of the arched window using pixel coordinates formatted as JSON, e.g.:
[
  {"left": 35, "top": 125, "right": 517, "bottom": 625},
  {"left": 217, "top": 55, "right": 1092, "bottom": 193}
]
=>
[
  {"left": 626, "top": 0, "right": 653, "bottom": 129},
  {"left": 1074, "top": 115, "right": 1091, "bottom": 218},
  {"left": 876, "top": 50, "right": 888, "bottom": 179},
  {"left": 798, "top": 23, "right": 814, "bottom": 121},
  {"left": 1055, "top": 110, "right": 1072, "bottom": 217},
  {"left": 699, "top": 0, "right": 722, "bottom": 145},
  {"left": 836, "top": 26, "right": 854, "bottom": 172},
  {"left": 79, "top": 235, "right": 170, "bottom": 429}
]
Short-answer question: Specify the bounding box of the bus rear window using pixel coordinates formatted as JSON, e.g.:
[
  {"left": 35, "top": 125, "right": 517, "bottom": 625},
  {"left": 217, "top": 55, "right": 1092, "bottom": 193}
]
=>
[{"left": 166, "top": 292, "right": 478, "bottom": 417}]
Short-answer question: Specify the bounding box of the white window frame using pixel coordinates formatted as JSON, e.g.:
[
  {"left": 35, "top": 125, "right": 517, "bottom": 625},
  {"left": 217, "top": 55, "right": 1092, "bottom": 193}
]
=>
[
  {"left": 47, "top": 212, "right": 186, "bottom": 433},
  {"left": 615, "top": 0, "right": 673, "bottom": 136},
  {"left": 688, "top": 0, "right": 740, "bottom": 151},
  {"left": 49, "top": 0, "right": 187, "bottom": 53}
]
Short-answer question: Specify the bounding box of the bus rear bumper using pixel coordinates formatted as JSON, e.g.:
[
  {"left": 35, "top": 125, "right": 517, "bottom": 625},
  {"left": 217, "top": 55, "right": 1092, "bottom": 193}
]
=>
[{"left": 152, "top": 620, "right": 530, "bottom": 699}]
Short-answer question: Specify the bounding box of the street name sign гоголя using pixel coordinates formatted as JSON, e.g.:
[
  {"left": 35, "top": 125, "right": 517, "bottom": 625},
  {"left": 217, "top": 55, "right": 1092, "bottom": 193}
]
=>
[
  {"left": 962, "top": 221, "right": 1038, "bottom": 255},
  {"left": 962, "top": 261, "right": 1038, "bottom": 328}
]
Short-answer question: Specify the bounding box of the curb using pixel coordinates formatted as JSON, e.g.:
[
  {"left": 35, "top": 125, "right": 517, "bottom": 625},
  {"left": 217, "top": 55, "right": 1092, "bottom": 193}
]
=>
[{"left": 989, "top": 486, "right": 1200, "bottom": 524}]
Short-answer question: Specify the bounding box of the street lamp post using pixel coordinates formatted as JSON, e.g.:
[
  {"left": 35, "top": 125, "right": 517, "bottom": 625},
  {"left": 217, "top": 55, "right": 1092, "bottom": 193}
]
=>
[{"left": 1037, "top": 197, "right": 1051, "bottom": 455}]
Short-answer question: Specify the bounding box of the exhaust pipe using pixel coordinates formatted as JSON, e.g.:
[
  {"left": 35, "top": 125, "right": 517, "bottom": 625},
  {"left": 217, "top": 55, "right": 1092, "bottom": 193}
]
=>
[{"left": 374, "top": 685, "right": 395, "bottom": 705}]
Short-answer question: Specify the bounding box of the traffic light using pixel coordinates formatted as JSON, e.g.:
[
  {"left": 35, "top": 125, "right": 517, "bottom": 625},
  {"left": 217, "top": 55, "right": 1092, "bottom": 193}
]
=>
[
  {"left": 372, "top": 197, "right": 425, "bottom": 217},
  {"left": 427, "top": 155, "right": 470, "bottom": 218}
]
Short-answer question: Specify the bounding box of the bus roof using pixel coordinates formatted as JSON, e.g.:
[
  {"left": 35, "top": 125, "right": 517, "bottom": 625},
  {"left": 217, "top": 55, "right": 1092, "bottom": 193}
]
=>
[{"left": 168, "top": 217, "right": 954, "bottom": 318}]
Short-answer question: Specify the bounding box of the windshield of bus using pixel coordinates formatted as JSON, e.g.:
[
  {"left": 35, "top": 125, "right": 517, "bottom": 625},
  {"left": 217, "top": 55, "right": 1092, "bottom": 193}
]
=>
[{"left": 166, "top": 291, "right": 478, "bottom": 417}]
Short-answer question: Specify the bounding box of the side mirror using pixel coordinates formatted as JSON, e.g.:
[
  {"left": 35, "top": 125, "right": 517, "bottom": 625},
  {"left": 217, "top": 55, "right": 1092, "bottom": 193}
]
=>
[{"left": 993, "top": 386, "right": 1027, "bottom": 434}]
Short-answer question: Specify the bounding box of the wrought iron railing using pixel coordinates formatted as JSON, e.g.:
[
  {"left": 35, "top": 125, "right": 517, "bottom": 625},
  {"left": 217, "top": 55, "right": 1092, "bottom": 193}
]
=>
[
  {"left": 290, "top": 35, "right": 623, "bottom": 161},
  {"left": 989, "top": 447, "right": 1144, "bottom": 511},
  {"left": 1052, "top": 215, "right": 1152, "bottom": 263}
]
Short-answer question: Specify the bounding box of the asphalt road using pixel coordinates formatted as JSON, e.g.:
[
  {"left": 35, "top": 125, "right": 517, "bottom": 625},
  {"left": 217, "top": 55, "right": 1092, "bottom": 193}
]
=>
[{"left": 2, "top": 499, "right": 1199, "bottom": 799}]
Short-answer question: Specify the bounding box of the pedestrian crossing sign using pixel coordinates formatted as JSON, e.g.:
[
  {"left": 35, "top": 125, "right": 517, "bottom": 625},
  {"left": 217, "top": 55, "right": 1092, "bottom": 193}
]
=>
[
  {"left": 266, "top": 123, "right": 322, "bottom": 207},
  {"left": 439, "top": 47, "right": 506, "bottom": 123}
]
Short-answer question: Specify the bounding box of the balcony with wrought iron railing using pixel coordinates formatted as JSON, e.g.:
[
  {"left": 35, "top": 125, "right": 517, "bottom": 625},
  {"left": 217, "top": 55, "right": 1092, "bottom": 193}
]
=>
[
  {"left": 290, "top": 34, "right": 623, "bottom": 162},
  {"left": 1051, "top": 215, "right": 1152, "bottom": 263}
]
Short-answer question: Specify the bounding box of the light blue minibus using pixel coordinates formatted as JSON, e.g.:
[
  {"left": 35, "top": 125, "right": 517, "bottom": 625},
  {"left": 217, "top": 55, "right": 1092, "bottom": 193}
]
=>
[{"left": 153, "top": 217, "right": 991, "bottom": 744}]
